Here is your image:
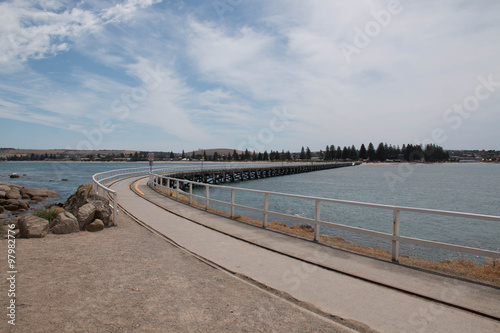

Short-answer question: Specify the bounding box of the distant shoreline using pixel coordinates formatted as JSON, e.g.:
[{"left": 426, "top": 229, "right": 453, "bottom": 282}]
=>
[{"left": 0, "top": 160, "right": 497, "bottom": 165}]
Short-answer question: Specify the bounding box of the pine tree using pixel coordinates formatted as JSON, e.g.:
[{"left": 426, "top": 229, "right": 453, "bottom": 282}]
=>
[
  {"left": 335, "top": 147, "right": 342, "bottom": 160},
  {"left": 300, "top": 147, "right": 306, "bottom": 160},
  {"left": 367, "top": 142, "right": 376, "bottom": 161},
  {"left": 325, "top": 145, "right": 331, "bottom": 160},
  {"left": 349, "top": 145, "right": 358, "bottom": 160},
  {"left": 376, "top": 142, "right": 386, "bottom": 161},
  {"left": 359, "top": 144, "right": 367, "bottom": 159},
  {"left": 306, "top": 147, "right": 312, "bottom": 160},
  {"left": 329, "top": 145, "right": 335, "bottom": 160},
  {"left": 342, "top": 146, "right": 349, "bottom": 160}
]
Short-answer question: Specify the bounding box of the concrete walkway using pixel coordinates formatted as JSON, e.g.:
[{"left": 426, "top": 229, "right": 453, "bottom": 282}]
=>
[{"left": 113, "top": 176, "right": 500, "bottom": 333}]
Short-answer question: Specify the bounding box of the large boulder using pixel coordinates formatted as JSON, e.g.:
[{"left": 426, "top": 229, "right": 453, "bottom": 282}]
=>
[
  {"left": 17, "top": 200, "right": 30, "bottom": 210},
  {"left": 4, "top": 205, "right": 18, "bottom": 211},
  {"left": 90, "top": 196, "right": 113, "bottom": 227},
  {"left": 50, "top": 212, "right": 79, "bottom": 234},
  {"left": 77, "top": 203, "right": 96, "bottom": 230},
  {"left": 0, "top": 191, "right": 6, "bottom": 199},
  {"left": 65, "top": 184, "right": 113, "bottom": 227},
  {"left": 18, "top": 214, "right": 49, "bottom": 238},
  {"left": 20, "top": 187, "right": 58, "bottom": 199},
  {"left": 65, "top": 184, "right": 94, "bottom": 216},
  {"left": 86, "top": 219, "right": 104, "bottom": 232},
  {"left": 0, "top": 199, "right": 29, "bottom": 211},
  {"left": 31, "top": 196, "right": 44, "bottom": 202},
  {"left": 6, "top": 189, "right": 21, "bottom": 200},
  {"left": 0, "top": 185, "right": 11, "bottom": 192}
]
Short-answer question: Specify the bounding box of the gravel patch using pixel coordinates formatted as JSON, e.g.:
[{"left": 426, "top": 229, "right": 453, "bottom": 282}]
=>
[{"left": 1, "top": 211, "right": 355, "bottom": 333}]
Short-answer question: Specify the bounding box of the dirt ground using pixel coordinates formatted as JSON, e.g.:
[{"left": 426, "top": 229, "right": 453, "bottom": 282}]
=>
[{"left": 0, "top": 211, "right": 357, "bottom": 333}]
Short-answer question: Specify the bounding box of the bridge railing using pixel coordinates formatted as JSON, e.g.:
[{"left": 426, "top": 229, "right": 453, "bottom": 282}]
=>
[
  {"left": 92, "top": 166, "right": 177, "bottom": 225},
  {"left": 150, "top": 172, "right": 500, "bottom": 263},
  {"left": 91, "top": 162, "right": 300, "bottom": 225}
]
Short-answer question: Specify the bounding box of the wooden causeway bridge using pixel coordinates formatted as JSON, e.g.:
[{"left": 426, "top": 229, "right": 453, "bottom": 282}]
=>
[{"left": 161, "top": 162, "right": 360, "bottom": 189}]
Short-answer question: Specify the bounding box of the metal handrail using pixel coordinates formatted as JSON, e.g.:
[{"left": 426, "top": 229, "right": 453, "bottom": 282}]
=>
[
  {"left": 150, "top": 171, "right": 500, "bottom": 263},
  {"left": 92, "top": 166, "right": 168, "bottom": 225},
  {"left": 90, "top": 162, "right": 286, "bottom": 225}
]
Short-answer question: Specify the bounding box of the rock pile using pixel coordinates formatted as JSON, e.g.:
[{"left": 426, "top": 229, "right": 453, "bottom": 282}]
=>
[
  {"left": 64, "top": 184, "right": 113, "bottom": 230},
  {"left": 0, "top": 182, "right": 58, "bottom": 215},
  {"left": 1, "top": 183, "right": 113, "bottom": 239}
]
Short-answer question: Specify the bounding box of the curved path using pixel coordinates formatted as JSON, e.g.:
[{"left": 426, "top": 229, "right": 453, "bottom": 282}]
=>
[{"left": 112, "top": 176, "right": 500, "bottom": 333}]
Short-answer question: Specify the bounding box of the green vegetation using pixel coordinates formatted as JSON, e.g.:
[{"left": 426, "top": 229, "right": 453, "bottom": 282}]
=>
[
  {"left": 2, "top": 145, "right": 497, "bottom": 162},
  {"left": 33, "top": 207, "right": 60, "bottom": 223}
]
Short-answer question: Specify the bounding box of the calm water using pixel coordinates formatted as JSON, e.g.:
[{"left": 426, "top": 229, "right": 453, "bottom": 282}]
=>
[
  {"left": 1, "top": 161, "right": 498, "bottom": 261},
  {"left": 0, "top": 162, "right": 146, "bottom": 206},
  {"left": 201, "top": 163, "right": 500, "bottom": 262}
]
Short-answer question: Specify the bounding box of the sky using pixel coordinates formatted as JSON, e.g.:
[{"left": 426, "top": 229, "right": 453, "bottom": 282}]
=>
[{"left": 0, "top": 0, "right": 499, "bottom": 153}]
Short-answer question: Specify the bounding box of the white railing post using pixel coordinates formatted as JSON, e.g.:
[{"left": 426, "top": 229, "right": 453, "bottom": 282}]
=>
[
  {"left": 112, "top": 191, "right": 118, "bottom": 226},
  {"left": 314, "top": 199, "right": 321, "bottom": 242},
  {"left": 189, "top": 182, "right": 193, "bottom": 204},
  {"left": 230, "top": 189, "right": 235, "bottom": 218},
  {"left": 176, "top": 180, "right": 179, "bottom": 199},
  {"left": 263, "top": 193, "right": 269, "bottom": 228},
  {"left": 392, "top": 209, "right": 401, "bottom": 263},
  {"left": 205, "top": 185, "right": 210, "bottom": 210}
]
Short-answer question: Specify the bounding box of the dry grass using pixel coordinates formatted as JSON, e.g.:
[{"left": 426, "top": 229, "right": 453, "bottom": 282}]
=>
[
  {"left": 400, "top": 256, "right": 500, "bottom": 286},
  {"left": 154, "top": 185, "right": 500, "bottom": 287}
]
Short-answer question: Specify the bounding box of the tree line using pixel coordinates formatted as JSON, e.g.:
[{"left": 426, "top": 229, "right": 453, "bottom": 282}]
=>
[
  {"left": 1, "top": 142, "right": 449, "bottom": 162},
  {"left": 188, "top": 149, "right": 294, "bottom": 162},
  {"left": 314, "top": 142, "right": 449, "bottom": 162},
  {"left": 186, "top": 143, "right": 448, "bottom": 163}
]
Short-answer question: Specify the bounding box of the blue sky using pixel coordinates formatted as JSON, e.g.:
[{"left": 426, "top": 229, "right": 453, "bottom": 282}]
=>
[{"left": 0, "top": 0, "right": 499, "bottom": 152}]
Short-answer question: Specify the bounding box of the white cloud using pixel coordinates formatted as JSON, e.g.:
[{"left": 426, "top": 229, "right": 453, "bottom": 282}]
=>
[{"left": 0, "top": 0, "right": 161, "bottom": 72}]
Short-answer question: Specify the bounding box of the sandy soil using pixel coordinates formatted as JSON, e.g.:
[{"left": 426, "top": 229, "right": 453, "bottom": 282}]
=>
[{"left": 0, "top": 211, "right": 356, "bottom": 333}]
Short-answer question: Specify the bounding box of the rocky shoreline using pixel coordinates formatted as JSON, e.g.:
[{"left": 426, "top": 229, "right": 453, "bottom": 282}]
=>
[
  {"left": 1, "top": 182, "right": 113, "bottom": 239},
  {"left": 0, "top": 182, "right": 58, "bottom": 216}
]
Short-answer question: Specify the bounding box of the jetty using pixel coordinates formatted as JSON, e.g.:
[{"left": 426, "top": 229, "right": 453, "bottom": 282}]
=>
[{"left": 160, "top": 162, "right": 359, "bottom": 189}]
